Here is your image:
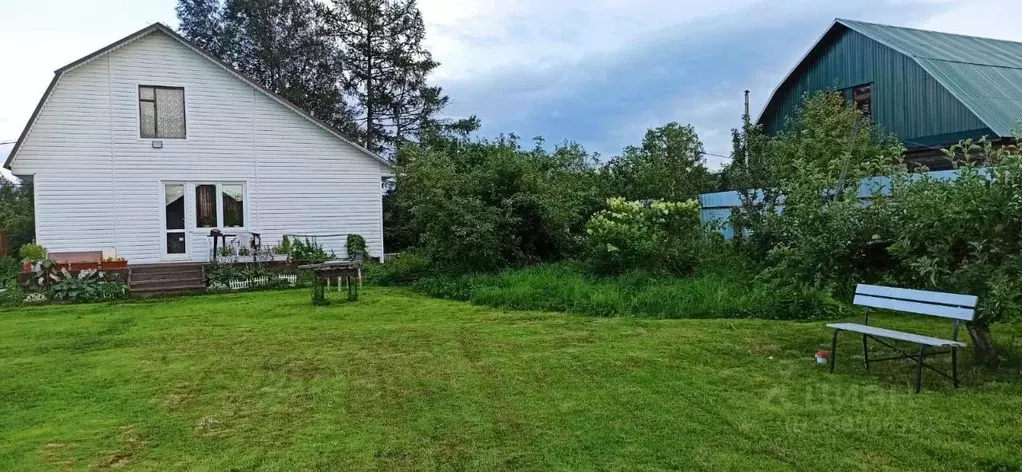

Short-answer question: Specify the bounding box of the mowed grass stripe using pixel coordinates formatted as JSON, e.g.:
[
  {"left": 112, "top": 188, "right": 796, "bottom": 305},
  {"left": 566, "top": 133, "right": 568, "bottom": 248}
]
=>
[{"left": 1, "top": 288, "right": 1020, "bottom": 470}]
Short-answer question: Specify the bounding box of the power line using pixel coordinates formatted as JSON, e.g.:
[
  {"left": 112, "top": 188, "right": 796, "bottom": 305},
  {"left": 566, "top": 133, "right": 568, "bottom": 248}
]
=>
[
  {"left": 0, "top": 140, "right": 16, "bottom": 145},
  {"left": 703, "top": 151, "right": 733, "bottom": 160}
]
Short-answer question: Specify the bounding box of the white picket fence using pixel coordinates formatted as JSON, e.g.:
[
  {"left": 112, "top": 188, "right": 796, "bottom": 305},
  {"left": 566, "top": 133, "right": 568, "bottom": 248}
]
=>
[{"left": 211, "top": 274, "right": 298, "bottom": 291}]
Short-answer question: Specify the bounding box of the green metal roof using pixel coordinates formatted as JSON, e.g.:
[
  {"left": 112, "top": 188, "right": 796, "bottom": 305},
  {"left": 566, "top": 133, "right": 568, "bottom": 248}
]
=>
[{"left": 838, "top": 19, "right": 1022, "bottom": 136}]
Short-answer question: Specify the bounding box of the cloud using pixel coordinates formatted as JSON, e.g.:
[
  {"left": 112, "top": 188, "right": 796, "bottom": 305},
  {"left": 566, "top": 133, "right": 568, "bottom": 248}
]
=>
[
  {"left": 3, "top": 0, "right": 1022, "bottom": 175},
  {"left": 419, "top": 0, "right": 989, "bottom": 168},
  {"left": 0, "top": 144, "right": 12, "bottom": 181}
]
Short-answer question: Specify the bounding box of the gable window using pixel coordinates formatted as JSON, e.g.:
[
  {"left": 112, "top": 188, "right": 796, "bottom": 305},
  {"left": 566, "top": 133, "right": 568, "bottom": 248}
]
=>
[
  {"left": 849, "top": 83, "right": 872, "bottom": 121},
  {"left": 139, "top": 86, "right": 186, "bottom": 138},
  {"left": 195, "top": 182, "right": 246, "bottom": 229}
]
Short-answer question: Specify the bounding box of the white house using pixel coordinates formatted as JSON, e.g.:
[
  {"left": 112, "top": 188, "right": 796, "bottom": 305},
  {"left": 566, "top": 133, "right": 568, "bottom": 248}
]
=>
[{"left": 3, "top": 23, "right": 393, "bottom": 265}]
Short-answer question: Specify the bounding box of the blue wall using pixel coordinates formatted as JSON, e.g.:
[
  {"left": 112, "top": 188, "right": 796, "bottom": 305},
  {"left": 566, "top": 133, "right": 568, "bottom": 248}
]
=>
[{"left": 700, "top": 169, "right": 961, "bottom": 238}]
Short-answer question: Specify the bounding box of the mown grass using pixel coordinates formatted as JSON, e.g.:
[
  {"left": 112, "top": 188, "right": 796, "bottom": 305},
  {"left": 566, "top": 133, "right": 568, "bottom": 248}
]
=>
[
  {"left": 404, "top": 261, "right": 846, "bottom": 320},
  {"left": 2, "top": 288, "right": 1022, "bottom": 471}
]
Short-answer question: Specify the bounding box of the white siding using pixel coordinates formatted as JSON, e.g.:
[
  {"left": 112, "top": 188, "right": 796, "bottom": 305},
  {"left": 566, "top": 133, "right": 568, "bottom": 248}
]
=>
[{"left": 11, "top": 31, "right": 385, "bottom": 264}]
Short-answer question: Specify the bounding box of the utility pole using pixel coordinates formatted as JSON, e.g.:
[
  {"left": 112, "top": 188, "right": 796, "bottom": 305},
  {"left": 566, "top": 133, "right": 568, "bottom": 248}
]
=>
[{"left": 743, "top": 90, "right": 751, "bottom": 166}]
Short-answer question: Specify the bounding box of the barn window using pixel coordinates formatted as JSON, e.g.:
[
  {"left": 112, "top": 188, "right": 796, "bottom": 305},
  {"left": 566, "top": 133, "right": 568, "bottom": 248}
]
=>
[
  {"left": 850, "top": 83, "right": 872, "bottom": 121},
  {"left": 139, "top": 86, "right": 186, "bottom": 138}
]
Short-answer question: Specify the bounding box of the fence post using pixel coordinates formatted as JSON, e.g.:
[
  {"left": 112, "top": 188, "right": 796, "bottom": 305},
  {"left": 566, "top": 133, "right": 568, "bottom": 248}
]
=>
[{"left": 0, "top": 229, "right": 8, "bottom": 257}]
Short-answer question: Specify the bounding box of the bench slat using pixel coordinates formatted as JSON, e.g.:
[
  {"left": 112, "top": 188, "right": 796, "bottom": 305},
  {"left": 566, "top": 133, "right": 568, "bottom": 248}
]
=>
[
  {"left": 853, "top": 294, "right": 975, "bottom": 321},
  {"left": 827, "top": 323, "right": 966, "bottom": 347},
  {"left": 856, "top": 284, "right": 977, "bottom": 308}
]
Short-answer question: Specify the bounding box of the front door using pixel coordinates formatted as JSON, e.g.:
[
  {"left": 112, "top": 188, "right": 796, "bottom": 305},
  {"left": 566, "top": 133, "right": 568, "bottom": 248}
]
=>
[{"left": 163, "top": 183, "right": 188, "bottom": 259}]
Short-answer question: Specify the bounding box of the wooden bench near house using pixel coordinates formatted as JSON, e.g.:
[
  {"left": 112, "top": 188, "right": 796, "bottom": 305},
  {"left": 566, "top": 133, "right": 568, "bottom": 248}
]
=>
[{"left": 827, "top": 284, "right": 977, "bottom": 393}]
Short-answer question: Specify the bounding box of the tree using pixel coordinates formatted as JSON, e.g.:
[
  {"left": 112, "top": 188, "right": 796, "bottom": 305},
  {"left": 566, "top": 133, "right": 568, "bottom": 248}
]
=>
[
  {"left": 720, "top": 106, "right": 779, "bottom": 255},
  {"left": 176, "top": 0, "right": 354, "bottom": 132},
  {"left": 760, "top": 91, "right": 904, "bottom": 294},
  {"left": 882, "top": 139, "right": 1022, "bottom": 364},
  {"left": 328, "top": 0, "right": 448, "bottom": 155},
  {"left": 393, "top": 134, "right": 604, "bottom": 272},
  {"left": 0, "top": 176, "right": 34, "bottom": 256},
  {"left": 604, "top": 123, "right": 711, "bottom": 202}
]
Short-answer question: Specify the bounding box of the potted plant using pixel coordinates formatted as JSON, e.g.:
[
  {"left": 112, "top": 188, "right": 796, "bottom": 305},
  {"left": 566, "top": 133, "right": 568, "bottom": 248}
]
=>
[
  {"left": 99, "top": 257, "right": 128, "bottom": 270},
  {"left": 19, "top": 243, "right": 48, "bottom": 272}
]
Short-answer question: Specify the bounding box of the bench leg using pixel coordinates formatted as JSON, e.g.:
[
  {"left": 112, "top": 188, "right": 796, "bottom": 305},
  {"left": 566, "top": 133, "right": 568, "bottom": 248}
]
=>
[
  {"left": 862, "top": 334, "right": 870, "bottom": 371},
  {"left": 951, "top": 347, "right": 959, "bottom": 388},
  {"left": 914, "top": 345, "right": 926, "bottom": 394},
  {"left": 829, "top": 330, "right": 839, "bottom": 374}
]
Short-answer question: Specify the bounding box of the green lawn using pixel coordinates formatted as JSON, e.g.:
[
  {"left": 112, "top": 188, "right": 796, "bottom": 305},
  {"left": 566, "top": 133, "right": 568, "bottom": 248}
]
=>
[{"left": 1, "top": 288, "right": 1021, "bottom": 471}]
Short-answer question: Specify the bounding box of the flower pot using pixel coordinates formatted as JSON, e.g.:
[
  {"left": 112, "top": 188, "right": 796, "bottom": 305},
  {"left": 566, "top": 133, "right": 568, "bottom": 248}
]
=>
[
  {"left": 100, "top": 261, "right": 128, "bottom": 270},
  {"left": 67, "top": 262, "right": 100, "bottom": 271},
  {"left": 22, "top": 262, "right": 33, "bottom": 273}
]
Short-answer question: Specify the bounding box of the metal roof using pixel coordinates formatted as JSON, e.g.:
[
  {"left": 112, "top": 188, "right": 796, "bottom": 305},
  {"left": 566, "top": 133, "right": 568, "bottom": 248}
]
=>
[{"left": 837, "top": 19, "right": 1022, "bottom": 137}]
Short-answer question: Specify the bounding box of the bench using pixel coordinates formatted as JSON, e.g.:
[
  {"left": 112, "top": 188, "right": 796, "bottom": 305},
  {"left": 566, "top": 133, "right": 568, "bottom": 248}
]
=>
[{"left": 827, "top": 284, "right": 977, "bottom": 393}]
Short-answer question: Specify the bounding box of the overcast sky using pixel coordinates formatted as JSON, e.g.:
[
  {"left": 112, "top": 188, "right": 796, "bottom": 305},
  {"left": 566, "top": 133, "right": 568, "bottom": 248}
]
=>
[{"left": 4, "top": 0, "right": 1022, "bottom": 180}]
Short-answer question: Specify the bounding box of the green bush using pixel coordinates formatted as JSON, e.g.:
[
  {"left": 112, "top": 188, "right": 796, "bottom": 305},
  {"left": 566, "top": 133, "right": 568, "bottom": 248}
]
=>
[
  {"left": 346, "top": 234, "right": 368, "bottom": 259},
  {"left": 0, "top": 257, "right": 19, "bottom": 287},
  {"left": 287, "top": 237, "right": 335, "bottom": 263},
  {"left": 877, "top": 139, "right": 1022, "bottom": 362},
  {"left": 394, "top": 136, "right": 605, "bottom": 272},
  {"left": 50, "top": 270, "right": 127, "bottom": 303},
  {"left": 585, "top": 197, "right": 703, "bottom": 275},
  {"left": 19, "top": 243, "right": 47, "bottom": 262},
  {"left": 204, "top": 262, "right": 244, "bottom": 287},
  {"left": 363, "top": 252, "right": 430, "bottom": 286},
  {"left": 0, "top": 285, "right": 23, "bottom": 306}
]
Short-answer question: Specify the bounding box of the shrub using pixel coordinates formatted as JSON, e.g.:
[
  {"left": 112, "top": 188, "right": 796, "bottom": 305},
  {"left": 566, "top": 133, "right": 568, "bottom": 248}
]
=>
[
  {"left": 288, "top": 238, "right": 335, "bottom": 263},
  {"left": 585, "top": 197, "right": 702, "bottom": 275},
  {"left": 0, "top": 285, "right": 23, "bottom": 306},
  {"left": 204, "top": 262, "right": 244, "bottom": 287},
  {"left": 394, "top": 136, "right": 605, "bottom": 272},
  {"left": 363, "top": 252, "right": 430, "bottom": 286},
  {"left": 0, "top": 257, "right": 19, "bottom": 287},
  {"left": 346, "top": 234, "right": 368, "bottom": 259},
  {"left": 19, "top": 243, "right": 47, "bottom": 262},
  {"left": 50, "top": 269, "right": 126, "bottom": 303},
  {"left": 879, "top": 139, "right": 1022, "bottom": 362}
]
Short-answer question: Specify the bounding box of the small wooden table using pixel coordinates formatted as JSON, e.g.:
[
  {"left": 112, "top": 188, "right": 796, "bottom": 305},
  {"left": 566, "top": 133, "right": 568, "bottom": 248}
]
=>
[{"left": 298, "top": 260, "right": 362, "bottom": 305}]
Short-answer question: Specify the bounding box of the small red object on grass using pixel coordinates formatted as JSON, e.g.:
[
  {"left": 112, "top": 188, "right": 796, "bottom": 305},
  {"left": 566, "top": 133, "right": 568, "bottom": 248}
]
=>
[{"left": 815, "top": 349, "right": 830, "bottom": 365}]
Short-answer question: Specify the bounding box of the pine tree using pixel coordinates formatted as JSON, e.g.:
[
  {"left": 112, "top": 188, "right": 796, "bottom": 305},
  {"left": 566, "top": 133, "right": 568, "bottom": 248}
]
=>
[
  {"left": 328, "top": 0, "right": 449, "bottom": 155},
  {"left": 176, "top": 0, "right": 354, "bottom": 132}
]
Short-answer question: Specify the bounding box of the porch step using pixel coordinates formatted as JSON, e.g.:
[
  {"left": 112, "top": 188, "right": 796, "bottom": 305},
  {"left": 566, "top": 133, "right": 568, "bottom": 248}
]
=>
[
  {"left": 130, "top": 268, "right": 204, "bottom": 283},
  {"left": 129, "top": 263, "right": 207, "bottom": 297},
  {"left": 130, "top": 263, "right": 206, "bottom": 273}
]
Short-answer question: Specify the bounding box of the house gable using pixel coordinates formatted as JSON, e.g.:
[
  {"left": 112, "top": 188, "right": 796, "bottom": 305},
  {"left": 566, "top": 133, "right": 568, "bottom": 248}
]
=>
[
  {"left": 757, "top": 21, "right": 992, "bottom": 147},
  {"left": 5, "top": 23, "right": 390, "bottom": 171}
]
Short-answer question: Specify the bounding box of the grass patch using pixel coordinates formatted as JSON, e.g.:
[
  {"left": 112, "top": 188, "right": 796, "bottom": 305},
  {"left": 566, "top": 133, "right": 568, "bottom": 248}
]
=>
[
  {"left": 410, "top": 261, "right": 846, "bottom": 320},
  {"left": 1, "top": 288, "right": 1021, "bottom": 470}
]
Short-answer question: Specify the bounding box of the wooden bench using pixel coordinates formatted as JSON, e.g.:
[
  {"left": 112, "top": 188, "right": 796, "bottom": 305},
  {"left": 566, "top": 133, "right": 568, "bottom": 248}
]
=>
[{"left": 827, "top": 284, "right": 977, "bottom": 393}]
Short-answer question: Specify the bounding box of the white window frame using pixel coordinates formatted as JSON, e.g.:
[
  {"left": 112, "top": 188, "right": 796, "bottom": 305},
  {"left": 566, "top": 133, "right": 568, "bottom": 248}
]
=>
[
  {"left": 194, "top": 182, "right": 248, "bottom": 230},
  {"left": 159, "top": 181, "right": 191, "bottom": 260}
]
